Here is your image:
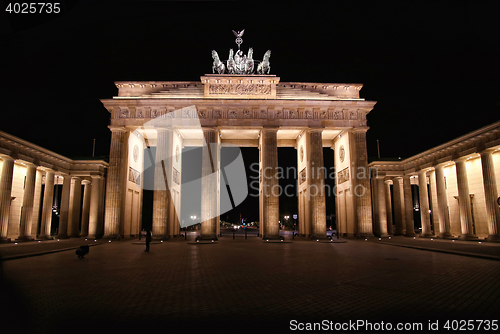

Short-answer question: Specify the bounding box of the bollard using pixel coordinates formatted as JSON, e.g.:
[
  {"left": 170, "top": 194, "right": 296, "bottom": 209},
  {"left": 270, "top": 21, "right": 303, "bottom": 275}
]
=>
[
  {"left": 233, "top": 229, "right": 235, "bottom": 240},
  {"left": 245, "top": 229, "right": 247, "bottom": 239}
]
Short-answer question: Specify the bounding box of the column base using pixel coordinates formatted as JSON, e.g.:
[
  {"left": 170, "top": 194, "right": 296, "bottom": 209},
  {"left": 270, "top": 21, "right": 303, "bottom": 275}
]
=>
[
  {"left": 376, "top": 233, "right": 390, "bottom": 238},
  {"left": 263, "top": 234, "right": 283, "bottom": 241},
  {"left": 356, "top": 233, "right": 374, "bottom": 239},
  {"left": 69, "top": 234, "right": 81, "bottom": 238},
  {"left": 394, "top": 232, "right": 405, "bottom": 236},
  {"left": 101, "top": 234, "right": 121, "bottom": 240},
  {"left": 404, "top": 232, "right": 416, "bottom": 237},
  {"left": 36, "top": 235, "right": 53, "bottom": 241},
  {"left": 437, "top": 232, "right": 453, "bottom": 239},
  {"left": 458, "top": 234, "right": 478, "bottom": 241},
  {"left": 485, "top": 235, "right": 500, "bottom": 243},
  {"left": 195, "top": 234, "right": 218, "bottom": 243},
  {"left": 15, "top": 236, "right": 34, "bottom": 242},
  {"left": 56, "top": 234, "right": 70, "bottom": 239},
  {"left": 152, "top": 235, "right": 169, "bottom": 241},
  {"left": 310, "top": 234, "right": 331, "bottom": 241},
  {"left": 419, "top": 233, "right": 435, "bottom": 238},
  {"left": 0, "top": 237, "right": 12, "bottom": 243}
]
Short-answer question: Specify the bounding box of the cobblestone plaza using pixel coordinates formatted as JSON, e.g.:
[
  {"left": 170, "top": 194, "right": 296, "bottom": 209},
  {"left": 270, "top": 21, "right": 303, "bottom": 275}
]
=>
[{"left": 1, "top": 236, "right": 499, "bottom": 333}]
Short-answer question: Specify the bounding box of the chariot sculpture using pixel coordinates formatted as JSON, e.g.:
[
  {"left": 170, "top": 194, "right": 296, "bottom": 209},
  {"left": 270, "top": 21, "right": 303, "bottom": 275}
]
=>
[{"left": 211, "top": 29, "right": 271, "bottom": 75}]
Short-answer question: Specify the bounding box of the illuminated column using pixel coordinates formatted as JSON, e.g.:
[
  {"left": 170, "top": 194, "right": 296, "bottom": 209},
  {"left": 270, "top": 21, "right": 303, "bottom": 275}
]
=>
[
  {"left": 200, "top": 128, "right": 219, "bottom": 240},
  {"left": 372, "top": 175, "right": 389, "bottom": 237},
  {"left": 56, "top": 174, "right": 71, "bottom": 239},
  {"left": 480, "top": 151, "right": 500, "bottom": 242},
  {"left": 384, "top": 178, "right": 393, "bottom": 235},
  {"left": 68, "top": 177, "right": 82, "bottom": 238},
  {"left": 259, "top": 128, "right": 280, "bottom": 239},
  {"left": 80, "top": 180, "right": 91, "bottom": 237},
  {"left": 88, "top": 175, "right": 103, "bottom": 238},
  {"left": 152, "top": 128, "right": 172, "bottom": 240},
  {"left": 392, "top": 177, "right": 405, "bottom": 235},
  {"left": 350, "top": 129, "right": 373, "bottom": 237},
  {"left": 308, "top": 129, "right": 327, "bottom": 239},
  {"left": 17, "top": 164, "right": 37, "bottom": 241},
  {"left": 38, "top": 170, "right": 55, "bottom": 240},
  {"left": 455, "top": 159, "right": 477, "bottom": 240},
  {"left": 103, "top": 127, "right": 128, "bottom": 239},
  {"left": 0, "top": 156, "right": 14, "bottom": 242},
  {"left": 418, "top": 169, "right": 433, "bottom": 237},
  {"left": 435, "top": 165, "right": 452, "bottom": 238},
  {"left": 403, "top": 175, "right": 415, "bottom": 237}
]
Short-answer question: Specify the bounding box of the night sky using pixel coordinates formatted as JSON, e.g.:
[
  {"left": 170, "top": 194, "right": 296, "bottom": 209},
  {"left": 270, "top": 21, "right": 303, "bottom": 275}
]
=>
[{"left": 2, "top": 1, "right": 499, "bottom": 224}]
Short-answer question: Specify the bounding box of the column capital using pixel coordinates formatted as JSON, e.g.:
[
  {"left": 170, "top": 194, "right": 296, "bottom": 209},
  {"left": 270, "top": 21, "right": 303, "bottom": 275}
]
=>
[
  {"left": 479, "top": 148, "right": 499, "bottom": 156},
  {"left": 384, "top": 177, "right": 393, "bottom": 184},
  {"left": 350, "top": 127, "right": 369, "bottom": 134},
  {"left": 260, "top": 127, "right": 279, "bottom": 133},
  {"left": 306, "top": 128, "right": 324, "bottom": 134},
  {"left": 90, "top": 175, "right": 103, "bottom": 180},
  {"left": 82, "top": 179, "right": 92, "bottom": 185},
  {"left": 0, "top": 155, "right": 14, "bottom": 162},
  {"left": 108, "top": 126, "right": 127, "bottom": 133},
  {"left": 201, "top": 127, "right": 218, "bottom": 132}
]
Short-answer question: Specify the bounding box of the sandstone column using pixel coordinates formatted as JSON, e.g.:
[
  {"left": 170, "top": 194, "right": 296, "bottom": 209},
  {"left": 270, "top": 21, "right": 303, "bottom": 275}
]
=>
[
  {"left": 38, "top": 170, "right": 55, "bottom": 240},
  {"left": 455, "top": 159, "right": 477, "bottom": 240},
  {"left": 480, "top": 151, "right": 500, "bottom": 242},
  {"left": 200, "top": 128, "right": 219, "bottom": 240},
  {"left": 68, "top": 177, "right": 82, "bottom": 238},
  {"left": 435, "top": 164, "right": 452, "bottom": 238},
  {"left": 384, "top": 179, "right": 394, "bottom": 235},
  {"left": 103, "top": 127, "right": 128, "bottom": 239},
  {"left": 152, "top": 128, "right": 172, "bottom": 240},
  {"left": 372, "top": 175, "right": 389, "bottom": 237},
  {"left": 17, "top": 164, "right": 37, "bottom": 241},
  {"left": 403, "top": 175, "right": 415, "bottom": 237},
  {"left": 392, "top": 177, "right": 405, "bottom": 235},
  {"left": 57, "top": 175, "right": 71, "bottom": 239},
  {"left": 418, "top": 169, "right": 433, "bottom": 237},
  {"left": 0, "top": 156, "right": 15, "bottom": 242},
  {"left": 350, "top": 129, "right": 373, "bottom": 237},
  {"left": 308, "top": 129, "right": 327, "bottom": 239},
  {"left": 80, "top": 180, "right": 91, "bottom": 237},
  {"left": 259, "top": 128, "right": 280, "bottom": 240},
  {"left": 88, "top": 175, "right": 103, "bottom": 238}
]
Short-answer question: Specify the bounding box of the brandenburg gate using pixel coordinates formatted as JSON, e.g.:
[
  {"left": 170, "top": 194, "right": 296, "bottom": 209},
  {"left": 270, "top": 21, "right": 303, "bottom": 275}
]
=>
[{"left": 100, "top": 32, "right": 377, "bottom": 241}]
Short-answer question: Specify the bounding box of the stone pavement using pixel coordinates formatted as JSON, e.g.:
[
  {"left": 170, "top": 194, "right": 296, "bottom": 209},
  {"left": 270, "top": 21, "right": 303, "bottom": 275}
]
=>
[
  {"left": 366, "top": 235, "right": 500, "bottom": 261},
  {"left": 1, "top": 236, "right": 499, "bottom": 334}
]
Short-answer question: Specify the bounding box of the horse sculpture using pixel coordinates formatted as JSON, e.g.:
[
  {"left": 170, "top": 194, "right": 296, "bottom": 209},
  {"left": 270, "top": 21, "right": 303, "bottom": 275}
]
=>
[
  {"left": 246, "top": 48, "right": 254, "bottom": 74},
  {"left": 257, "top": 50, "right": 271, "bottom": 75},
  {"left": 227, "top": 49, "right": 236, "bottom": 74},
  {"left": 211, "top": 50, "right": 225, "bottom": 74}
]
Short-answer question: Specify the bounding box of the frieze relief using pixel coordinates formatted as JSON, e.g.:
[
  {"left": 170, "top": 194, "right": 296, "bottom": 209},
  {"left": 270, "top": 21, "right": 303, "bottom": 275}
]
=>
[
  {"left": 337, "top": 167, "right": 350, "bottom": 185},
  {"left": 299, "top": 168, "right": 307, "bottom": 185},
  {"left": 243, "top": 110, "right": 253, "bottom": 118},
  {"left": 173, "top": 168, "right": 180, "bottom": 185},
  {"left": 208, "top": 83, "right": 271, "bottom": 95},
  {"left": 112, "top": 105, "right": 367, "bottom": 121}
]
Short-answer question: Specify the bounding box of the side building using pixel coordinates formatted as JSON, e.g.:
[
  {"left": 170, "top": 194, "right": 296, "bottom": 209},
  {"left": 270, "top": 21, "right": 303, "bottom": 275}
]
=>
[
  {"left": 369, "top": 121, "right": 500, "bottom": 241},
  {"left": 0, "top": 131, "right": 108, "bottom": 242}
]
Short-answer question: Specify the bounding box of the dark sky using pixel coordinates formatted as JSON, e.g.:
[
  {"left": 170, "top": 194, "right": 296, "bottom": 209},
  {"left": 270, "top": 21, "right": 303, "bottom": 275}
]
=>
[
  {"left": 2, "top": 1, "right": 499, "bottom": 223},
  {"left": 2, "top": 1, "right": 499, "bottom": 159}
]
